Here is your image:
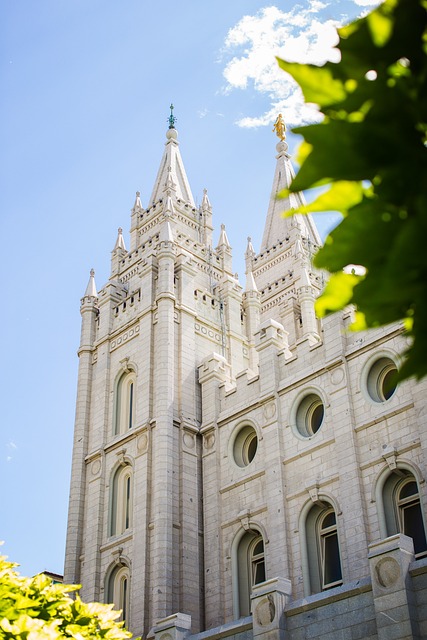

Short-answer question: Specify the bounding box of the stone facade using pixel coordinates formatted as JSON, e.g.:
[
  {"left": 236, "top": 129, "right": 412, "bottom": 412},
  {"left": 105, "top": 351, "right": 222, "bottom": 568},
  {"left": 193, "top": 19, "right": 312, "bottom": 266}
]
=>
[{"left": 65, "top": 125, "right": 427, "bottom": 640}]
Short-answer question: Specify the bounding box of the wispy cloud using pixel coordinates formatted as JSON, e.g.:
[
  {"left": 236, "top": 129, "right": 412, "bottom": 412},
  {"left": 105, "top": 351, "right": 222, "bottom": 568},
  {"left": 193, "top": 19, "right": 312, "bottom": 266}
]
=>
[
  {"left": 221, "top": 1, "right": 382, "bottom": 128},
  {"left": 5, "top": 440, "right": 18, "bottom": 462}
]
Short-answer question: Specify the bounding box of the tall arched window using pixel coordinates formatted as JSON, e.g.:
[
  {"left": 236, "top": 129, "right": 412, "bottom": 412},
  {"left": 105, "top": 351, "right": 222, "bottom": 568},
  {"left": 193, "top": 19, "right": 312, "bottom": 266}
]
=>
[
  {"left": 235, "top": 530, "right": 266, "bottom": 618},
  {"left": 114, "top": 370, "right": 136, "bottom": 435},
  {"left": 106, "top": 565, "right": 130, "bottom": 625},
  {"left": 383, "top": 471, "right": 427, "bottom": 557},
  {"left": 110, "top": 465, "right": 133, "bottom": 537},
  {"left": 305, "top": 503, "right": 342, "bottom": 594}
]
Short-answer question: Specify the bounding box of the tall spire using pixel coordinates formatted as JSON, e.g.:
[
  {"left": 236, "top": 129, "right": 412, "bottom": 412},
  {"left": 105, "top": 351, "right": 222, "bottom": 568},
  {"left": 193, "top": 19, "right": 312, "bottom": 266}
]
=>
[
  {"left": 261, "top": 119, "right": 321, "bottom": 252},
  {"left": 149, "top": 106, "right": 195, "bottom": 206},
  {"left": 84, "top": 268, "right": 97, "bottom": 299}
]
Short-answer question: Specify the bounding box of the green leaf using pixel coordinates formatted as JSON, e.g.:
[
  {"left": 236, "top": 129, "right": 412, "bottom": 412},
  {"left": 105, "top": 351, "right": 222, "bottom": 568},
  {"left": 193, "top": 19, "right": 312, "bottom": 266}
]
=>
[
  {"left": 315, "top": 272, "right": 362, "bottom": 317},
  {"left": 280, "top": 181, "right": 364, "bottom": 216},
  {"left": 367, "top": 10, "right": 394, "bottom": 46},
  {"left": 276, "top": 58, "right": 347, "bottom": 106}
]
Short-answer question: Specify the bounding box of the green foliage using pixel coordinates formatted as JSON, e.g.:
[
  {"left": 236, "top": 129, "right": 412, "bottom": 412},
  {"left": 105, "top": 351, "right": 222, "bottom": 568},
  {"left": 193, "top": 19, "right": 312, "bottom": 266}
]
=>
[
  {"left": 0, "top": 554, "right": 133, "bottom": 640},
  {"left": 277, "top": 0, "right": 427, "bottom": 380}
]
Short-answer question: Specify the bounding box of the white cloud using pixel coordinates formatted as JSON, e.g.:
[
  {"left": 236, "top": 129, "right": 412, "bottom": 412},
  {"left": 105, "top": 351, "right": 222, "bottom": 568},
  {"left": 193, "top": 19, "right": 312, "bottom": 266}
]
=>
[
  {"left": 221, "top": 2, "right": 382, "bottom": 128},
  {"left": 5, "top": 440, "right": 17, "bottom": 462},
  {"left": 353, "top": 0, "right": 380, "bottom": 5}
]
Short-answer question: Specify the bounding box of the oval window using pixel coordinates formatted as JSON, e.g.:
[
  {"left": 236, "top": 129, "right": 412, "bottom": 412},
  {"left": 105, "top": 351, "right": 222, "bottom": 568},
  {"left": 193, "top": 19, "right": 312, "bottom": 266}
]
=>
[
  {"left": 233, "top": 425, "right": 258, "bottom": 467},
  {"left": 296, "top": 394, "right": 325, "bottom": 438},
  {"left": 367, "top": 357, "right": 398, "bottom": 402}
]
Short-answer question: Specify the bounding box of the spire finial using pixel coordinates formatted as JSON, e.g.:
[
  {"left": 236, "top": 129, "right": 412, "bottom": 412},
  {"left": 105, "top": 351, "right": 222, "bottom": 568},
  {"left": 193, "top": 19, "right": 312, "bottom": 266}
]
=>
[
  {"left": 272, "top": 113, "right": 286, "bottom": 141},
  {"left": 168, "top": 103, "right": 177, "bottom": 129}
]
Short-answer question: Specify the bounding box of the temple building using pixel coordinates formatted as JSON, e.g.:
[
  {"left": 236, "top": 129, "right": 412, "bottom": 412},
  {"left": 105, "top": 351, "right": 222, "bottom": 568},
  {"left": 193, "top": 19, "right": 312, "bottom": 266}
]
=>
[{"left": 64, "top": 112, "right": 427, "bottom": 640}]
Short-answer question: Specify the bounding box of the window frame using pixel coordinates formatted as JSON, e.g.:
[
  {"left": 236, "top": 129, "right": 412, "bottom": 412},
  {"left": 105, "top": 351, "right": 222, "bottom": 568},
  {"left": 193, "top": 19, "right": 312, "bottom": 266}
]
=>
[
  {"left": 110, "top": 464, "right": 133, "bottom": 537},
  {"left": 114, "top": 370, "right": 136, "bottom": 435},
  {"left": 383, "top": 473, "right": 427, "bottom": 559},
  {"left": 106, "top": 565, "right": 130, "bottom": 625},
  {"left": 302, "top": 501, "right": 343, "bottom": 595}
]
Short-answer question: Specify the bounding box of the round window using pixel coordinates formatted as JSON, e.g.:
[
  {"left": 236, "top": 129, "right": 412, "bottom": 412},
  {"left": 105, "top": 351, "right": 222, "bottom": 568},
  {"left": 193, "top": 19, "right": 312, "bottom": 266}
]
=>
[
  {"left": 296, "top": 394, "right": 324, "bottom": 438},
  {"left": 367, "top": 357, "right": 398, "bottom": 402},
  {"left": 233, "top": 425, "right": 258, "bottom": 467}
]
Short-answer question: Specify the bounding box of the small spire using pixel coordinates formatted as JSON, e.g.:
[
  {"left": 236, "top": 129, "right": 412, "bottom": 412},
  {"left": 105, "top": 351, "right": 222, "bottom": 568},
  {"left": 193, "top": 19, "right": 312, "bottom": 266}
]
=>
[
  {"left": 245, "top": 236, "right": 256, "bottom": 275},
  {"left": 245, "top": 236, "right": 255, "bottom": 260},
  {"left": 201, "top": 188, "right": 211, "bottom": 211},
  {"left": 168, "top": 103, "right": 177, "bottom": 129},
  {"left": 217, "top": 223, "right": 231, "bottom": 249},
  {"left": 299, "top": 264, "right": 312, "bottom": 289},
  {"left": 159, "top": 219, "right": 174, "bottom": 243},
  {"left": 245, "top": 270, "right": 259, "bottom": 293},
  {"left": 84, "top": 268, "right": 97, "bottom": 298},
  {"left": 132, "top": 191, "right": 143, "bottom": 212},
  {"left": 114, "top": 227, "right": 127, "bottom": 252},
  {"left": 294, "top": 237, "right": 304, "bottom": 257},
  {"left": 163, "top": 193, "right": 175, "bottom": 217}
]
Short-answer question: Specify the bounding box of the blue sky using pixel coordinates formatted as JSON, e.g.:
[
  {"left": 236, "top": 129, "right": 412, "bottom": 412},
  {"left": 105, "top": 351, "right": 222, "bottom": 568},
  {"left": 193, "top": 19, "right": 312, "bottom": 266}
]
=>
[{"left": 0, "top": 0, "right": 380, "bottom": 578}]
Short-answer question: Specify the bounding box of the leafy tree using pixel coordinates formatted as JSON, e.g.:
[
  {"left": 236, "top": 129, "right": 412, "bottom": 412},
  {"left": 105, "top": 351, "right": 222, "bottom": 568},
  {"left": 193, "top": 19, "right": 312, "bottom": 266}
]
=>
[
  {"left": 0, "top": 553, "right": 134, "bottom": 639},
  {"left": 278, "top": 0, "right": 427, "bottom": 381}
]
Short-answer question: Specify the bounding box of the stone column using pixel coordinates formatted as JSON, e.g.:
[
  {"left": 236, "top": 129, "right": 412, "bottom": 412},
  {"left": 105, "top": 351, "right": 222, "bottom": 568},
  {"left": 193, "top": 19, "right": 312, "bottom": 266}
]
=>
[
  {"left": 251, "top": 577, "right": 292, "bottom": 640},
  {"left": 64, "top": 288, "right": 98, "bottom": 586},
  {"left": 368, "top": 534, "right": 419, "bottom": 639},
  {"left": 151, "top": 228, "right": 176, "bottom": 623}
]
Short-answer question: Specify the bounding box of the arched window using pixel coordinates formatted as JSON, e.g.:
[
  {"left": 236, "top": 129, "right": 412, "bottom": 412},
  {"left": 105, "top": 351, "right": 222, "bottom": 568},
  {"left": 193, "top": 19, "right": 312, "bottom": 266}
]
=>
[
  {"left": 106, "top": 565, "right": 130, "bottom": 625},
  {"left": 110, "top": 465, "right": 133, "bottom": 537},
  {"left": 305, "top": 503, "right": 342, "bottom": 594},
  {"left": 383, "top": 471, "right": 427, "bottom": 557},
  {"left": 235, "top": 530, "right": 266, "bottom": 618},
  {"left": 114, "top": 371, "right": 136, "bottom": 435}
]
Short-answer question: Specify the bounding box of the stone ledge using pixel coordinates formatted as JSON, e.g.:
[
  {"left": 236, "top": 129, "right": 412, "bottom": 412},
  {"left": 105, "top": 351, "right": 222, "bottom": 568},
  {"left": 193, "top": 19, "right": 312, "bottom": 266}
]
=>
[
  {"left": 190, "top": 616, "right": 252, "bottom": 640},
  {"left": 286, "top": 576, "right": 372, "bottom": 617},
  {"left": 409, "top": 555, "right": 427, "bottom": 577}
]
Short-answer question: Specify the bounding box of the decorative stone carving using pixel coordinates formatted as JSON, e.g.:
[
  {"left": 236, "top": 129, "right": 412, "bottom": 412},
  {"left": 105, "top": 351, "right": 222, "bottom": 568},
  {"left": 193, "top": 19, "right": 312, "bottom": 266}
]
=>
[{"left": 375, "top": 557, "right": 400, "bottom": 588}]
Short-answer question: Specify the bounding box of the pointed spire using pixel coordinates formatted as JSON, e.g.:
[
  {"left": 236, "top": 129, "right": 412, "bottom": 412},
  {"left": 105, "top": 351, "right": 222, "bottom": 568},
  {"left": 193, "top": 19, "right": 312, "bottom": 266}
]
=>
[
  {"left": 245, "top": 236, "right": 255, "bottom": 259},
  {"left": 114, "top": 227, "right": 127, "bottom": 252},
  {"left": 294, "top": 236, "right": 304, "bottom": 258},
  {"left": 245, "top": 270, "right": 258, "bottom": 293},
  {"left": 149, "top": 107, "right": 195, "bottom": 206},
  {"left": 201, "top": 188, "right": 211, "bottom": 211},
  {"left": 163, "top": 193, "right": 175, "bottom": 217},
  {"left": 299, "top": 264, "right": 312, "bottom": 289},
  {"left": 84, "top": 268, "right": 97, "bottom": 298},
  {"left": 217, "top": 223, "right": 231, "bottom": 250},
  {"left": 159, "top": 218, "right": 174, "bottom": 244},
  {"left": 261, "top": 119, "right": 321, "bottom": 252},
  {"left": 132, "top": 191, "right": 143, "bottom": 212}
]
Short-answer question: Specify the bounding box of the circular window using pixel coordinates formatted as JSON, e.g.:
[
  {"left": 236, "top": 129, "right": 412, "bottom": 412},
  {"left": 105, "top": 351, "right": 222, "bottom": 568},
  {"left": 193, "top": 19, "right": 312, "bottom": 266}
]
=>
[
  {"left": 296, "top": 394, "right": 324, "bottom": 438},
  {"left": 233, "top": 425, "right": 258, "bottom": 467},
  {"left": 367, "top": 357, "right": 398, "bottom": 402}
]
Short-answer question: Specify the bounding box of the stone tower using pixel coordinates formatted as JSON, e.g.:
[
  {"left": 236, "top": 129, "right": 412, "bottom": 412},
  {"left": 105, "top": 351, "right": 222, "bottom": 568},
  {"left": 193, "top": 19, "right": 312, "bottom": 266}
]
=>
[{"left": 65, "top": 118, "right": 427, "bottom": 640}]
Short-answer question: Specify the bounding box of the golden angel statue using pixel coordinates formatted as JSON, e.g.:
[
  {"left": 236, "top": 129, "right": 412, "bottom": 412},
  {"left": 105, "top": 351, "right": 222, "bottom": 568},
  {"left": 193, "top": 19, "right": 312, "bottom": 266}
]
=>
[{"left": 272, "top": 113, "right": 286, "bottom": 141}]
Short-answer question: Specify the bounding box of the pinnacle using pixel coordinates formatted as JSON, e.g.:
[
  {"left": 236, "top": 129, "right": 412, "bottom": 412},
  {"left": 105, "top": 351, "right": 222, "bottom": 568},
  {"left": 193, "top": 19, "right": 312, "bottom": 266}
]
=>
[
  {"left": 114, "top": 227, "right": 127, "bottom": 252},
  {"left": 84, "top": 268, "right": 97, "bottom": 298}
]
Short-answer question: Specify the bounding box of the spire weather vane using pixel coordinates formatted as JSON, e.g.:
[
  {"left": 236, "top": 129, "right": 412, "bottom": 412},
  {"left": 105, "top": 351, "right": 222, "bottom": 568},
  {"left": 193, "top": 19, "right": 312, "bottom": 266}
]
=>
[
  {"left": 168, "top": 103, "right": 177, "bottom": 129},
  {"left": 272, "top": 113, "right": 286, "bottom": 141}
]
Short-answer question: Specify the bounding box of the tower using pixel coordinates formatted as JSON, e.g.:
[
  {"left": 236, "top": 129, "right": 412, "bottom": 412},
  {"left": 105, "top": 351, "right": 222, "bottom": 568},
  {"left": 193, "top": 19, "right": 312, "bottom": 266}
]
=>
[{"left": 65, "top": 114, "right": 427, "bottom": 640}]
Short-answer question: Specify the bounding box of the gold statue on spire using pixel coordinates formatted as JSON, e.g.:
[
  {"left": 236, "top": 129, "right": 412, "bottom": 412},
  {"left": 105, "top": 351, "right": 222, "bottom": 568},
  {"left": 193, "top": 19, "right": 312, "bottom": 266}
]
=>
[{"left": 272, "top": 113, "right": 286, "bottom": 141}]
